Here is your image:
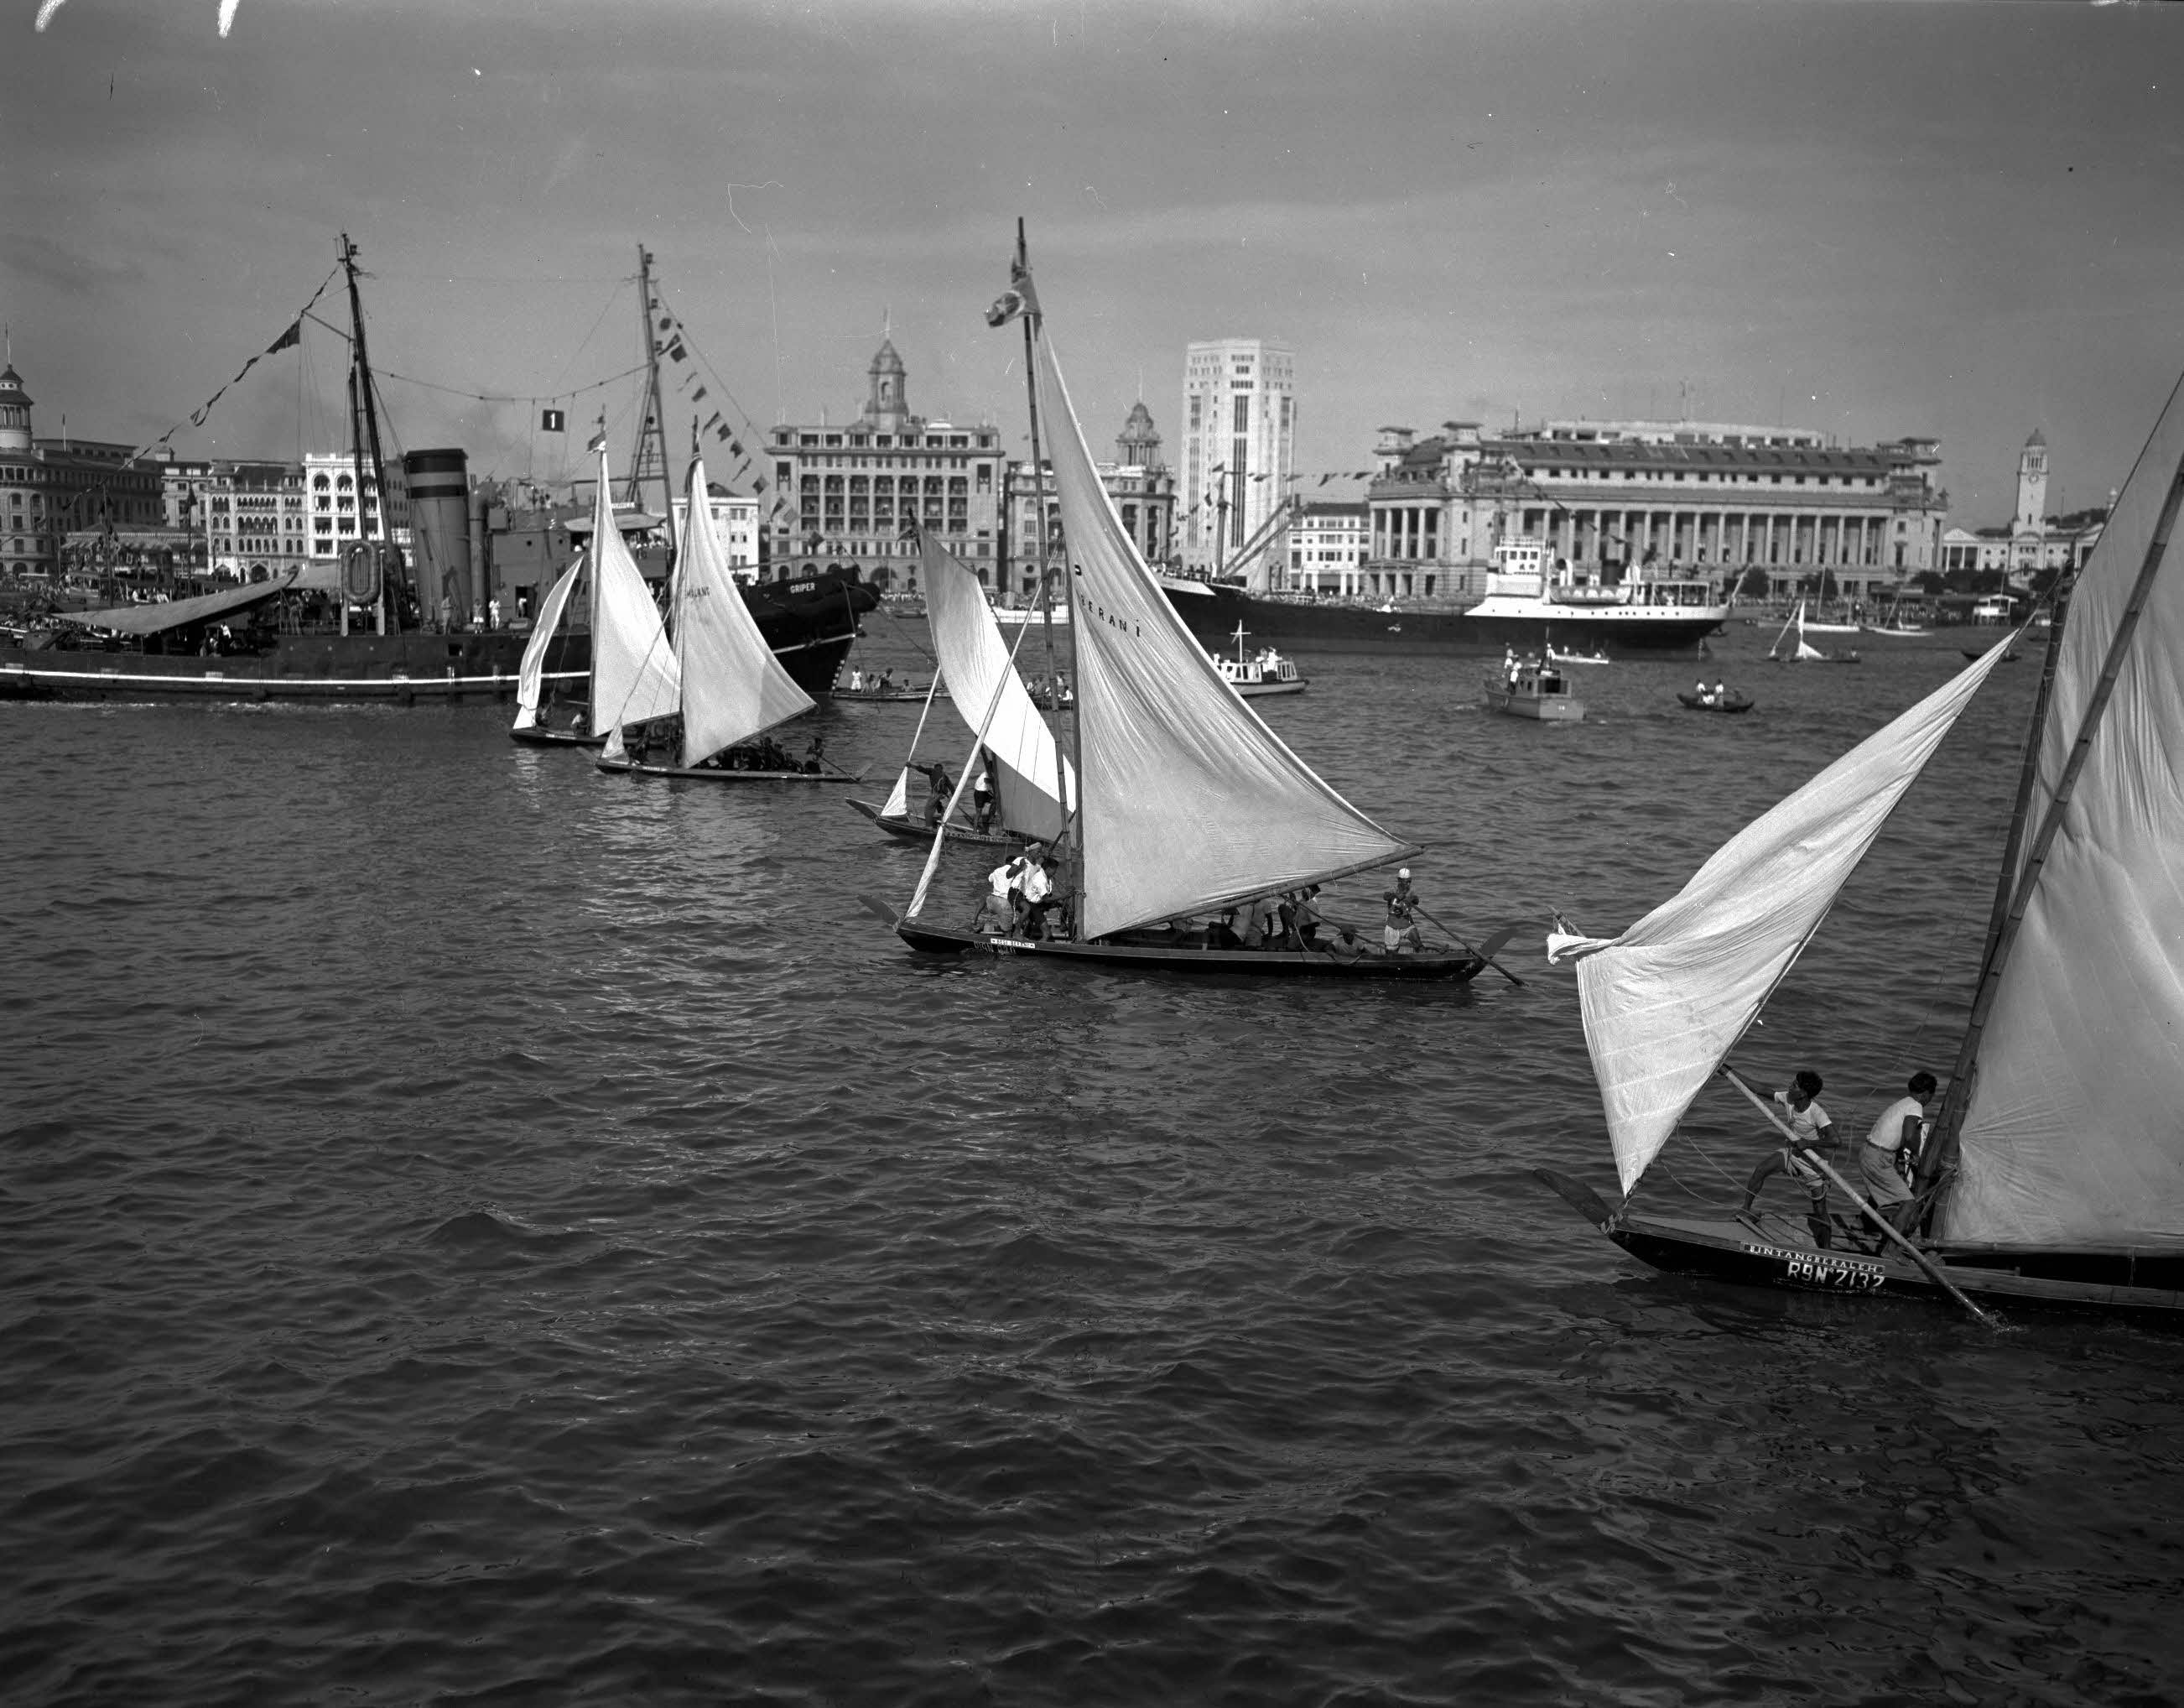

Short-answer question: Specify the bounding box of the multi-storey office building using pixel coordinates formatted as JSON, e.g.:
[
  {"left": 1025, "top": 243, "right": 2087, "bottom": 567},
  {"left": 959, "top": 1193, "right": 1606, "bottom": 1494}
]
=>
[
  {"left": 1362, "top": 418, "right": 1948, "bottom": 604},
  {"left": 304, "top": 451, "right": 411, "bottom": 565},
  {"left": 1285, "top": 500, "right": 1368, "bottom": 594},
  {"left": 1178, "top": 339, "right": 1294, "bottom": 577},
  {"left": 765, "top": 339, "right": 1003, "bottom": 588}
]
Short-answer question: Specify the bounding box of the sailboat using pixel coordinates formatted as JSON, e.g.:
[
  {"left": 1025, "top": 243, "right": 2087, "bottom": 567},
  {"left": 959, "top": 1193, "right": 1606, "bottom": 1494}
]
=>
[
  {"left": 595, "top": 450, "right": 869, "bottom": 783},
  {"left": 874, "top": 232, "right": 1507, "bottom": 983},
  {"left": 508, "top": 556, "right": 597, "bottom": 746},
  {"left": 849, "top": 528, "right": 1072, "bottom": 846},
  {"left": 1862, "top": 593, "right": 1926, "bottom": 637},
  {"left": 1767, "top": 599, "right": 1859, "bottom": 664},
  {"left": 1540, "top": 367, "right": 2184, "bottom": 1320}
]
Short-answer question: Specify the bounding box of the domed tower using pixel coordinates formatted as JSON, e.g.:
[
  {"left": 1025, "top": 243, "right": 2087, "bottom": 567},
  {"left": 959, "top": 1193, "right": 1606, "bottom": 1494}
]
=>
[
  {"left": 864, "top": 339, "right": 910, "bottom": 431},
  {"left": 1116, "top": 400, "right": 1162, "bottom": 469},
  {"left": 0, "top": 362, "right": 34, "bottom": 456},
  {"left": 2015, "top": 429, "right": 2049, "bottom": 534}
]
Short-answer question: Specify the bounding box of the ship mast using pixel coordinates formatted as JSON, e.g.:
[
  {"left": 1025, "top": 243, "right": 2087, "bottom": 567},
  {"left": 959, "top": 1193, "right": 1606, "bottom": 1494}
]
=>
[
  {"left": 627, "top": 246, "right": 679, "bottom": 589},
  {"left": 340, "top": 233, "right": 400, "bottom": 635},
  {"left": 1015, "top": 219, "right": 1088, "bottom": 937}
]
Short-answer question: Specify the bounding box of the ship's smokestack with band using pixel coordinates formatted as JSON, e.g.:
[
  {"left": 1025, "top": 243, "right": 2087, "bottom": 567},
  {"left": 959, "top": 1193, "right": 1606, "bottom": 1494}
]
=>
[{"left": 402, "top": 447, "right": 474, "bottom": 629}]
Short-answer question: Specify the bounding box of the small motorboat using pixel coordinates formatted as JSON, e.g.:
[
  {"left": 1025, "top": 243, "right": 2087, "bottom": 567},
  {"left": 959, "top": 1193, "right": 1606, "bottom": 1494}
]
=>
[{"left": 1485, "top": 655, "right": 1585, "bottom": 722}]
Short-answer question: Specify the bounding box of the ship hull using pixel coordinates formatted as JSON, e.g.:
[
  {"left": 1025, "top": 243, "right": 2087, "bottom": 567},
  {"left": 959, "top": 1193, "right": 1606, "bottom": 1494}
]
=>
[
  {"left": 1161, "top": 581, "right": 1723, "bottom": 656},
  {"left": 0, "top": 572, "right": 875, "bottom": 704}
]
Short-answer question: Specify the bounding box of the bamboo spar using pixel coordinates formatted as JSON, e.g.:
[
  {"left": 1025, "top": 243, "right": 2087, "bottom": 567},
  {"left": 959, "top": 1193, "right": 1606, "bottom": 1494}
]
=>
[{"left": 1722, "top": 1068, "right": 1994, "bottom": 1325}]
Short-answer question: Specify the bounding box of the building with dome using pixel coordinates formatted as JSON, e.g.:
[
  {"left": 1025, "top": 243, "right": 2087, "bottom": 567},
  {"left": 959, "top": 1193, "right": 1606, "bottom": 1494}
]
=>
[
  {"left": 1002, "top": 400, "right": 1177, "bottom": 602},
  {"left": 0, "top": 360, "right": 165, "bottom": 580},
  {"left": 763, "top": 338, "right": 1005, "bottom": 590}
]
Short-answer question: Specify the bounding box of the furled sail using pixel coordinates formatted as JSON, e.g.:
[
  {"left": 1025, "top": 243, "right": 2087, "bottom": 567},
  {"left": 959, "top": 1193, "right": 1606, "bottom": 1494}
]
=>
[
  {"left": 588, "top": 447, "right": 680, "bottom": 760},
  {"left": 1940, "top": 373, "right": 2184, "bottom": 1249},
  {"left": 512, "top": 559, "right": 580, "bottom": 732},
  {"left": 1548, "top": 638, "right": 2020, "bottom": 1195},
  {"left": 675, "top": 455, "right": 814, "bottom": 768},
  {"left": 1027, "top": 297, "right": 1412, "bottom": 939},
  {"left": 918, "top": 529, "right": 1070, "bottom": 843}
]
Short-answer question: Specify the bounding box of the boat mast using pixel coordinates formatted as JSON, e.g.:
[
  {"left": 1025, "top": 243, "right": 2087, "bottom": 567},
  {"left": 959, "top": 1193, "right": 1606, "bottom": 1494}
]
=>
[
  {"left": 1014, "top": 218, "right": 1088, "bottom": 933},
  {"left": 1918, "top": 450, "right": 2184, "bottom": 1205},
  {"left": 627, "top": 246, "right": 679, "bottom": 591},
  {"left": 341, "top": 233, "right": 398, "bottom": 634}
]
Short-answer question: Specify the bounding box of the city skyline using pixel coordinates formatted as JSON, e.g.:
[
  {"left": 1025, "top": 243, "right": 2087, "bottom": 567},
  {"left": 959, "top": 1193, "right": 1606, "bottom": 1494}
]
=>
[{"left": 5, "top": 0, "right": 2180, "bottom": 527}]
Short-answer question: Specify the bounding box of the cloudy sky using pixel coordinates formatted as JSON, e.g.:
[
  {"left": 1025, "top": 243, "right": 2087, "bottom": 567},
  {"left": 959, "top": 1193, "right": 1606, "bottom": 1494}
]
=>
[{"left": 5, "top": 0, "right": 2178, "bottom": 520}]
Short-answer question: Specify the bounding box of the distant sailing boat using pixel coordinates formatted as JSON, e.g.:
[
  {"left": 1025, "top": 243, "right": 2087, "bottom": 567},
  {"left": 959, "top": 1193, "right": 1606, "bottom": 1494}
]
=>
[
  {"left": 596, "top": 451, "right": 867, "bottom": 784},
  {"left": 1541, "top": 367, "right": 2184, "bottom": 1320},
  {"left": 1767, "top": 598, "right": 1859, "bottom": 664},
  {"left": 849, "top": 528, "right": 1072, "bottom": 846},
  {"left": 876, "top": 231, "right": 1505, "bottom": 982},
  {"left": 1862, "top": 593, "right": 1926, "bottom": 637}
]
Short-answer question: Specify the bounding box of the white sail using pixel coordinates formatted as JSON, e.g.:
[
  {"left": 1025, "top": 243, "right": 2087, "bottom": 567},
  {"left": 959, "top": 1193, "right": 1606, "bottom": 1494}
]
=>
[
  {"left": 1549, "top": 638, "right": 2020, "bottom": 1195},
  {"left": 918, "top": 529, "right": 1070, "bottom": 843},
  {"left": 676, "top": 456, "right": 814, "bottom": 768},
  {"left": 587, "top": 447, "right": 681, "bottom": 759},
  {"left": 512, "top": 559, "right": 580, "bottom": 731},
  {"left": 1940, "top": 374, "right": 2184, "bottom": 1249},
  {"left": 881, "top": 768, "right": 911, "bottom": 820},
  {"left": 1029, "top": 306, "right": 1412, "bottom": 939}
]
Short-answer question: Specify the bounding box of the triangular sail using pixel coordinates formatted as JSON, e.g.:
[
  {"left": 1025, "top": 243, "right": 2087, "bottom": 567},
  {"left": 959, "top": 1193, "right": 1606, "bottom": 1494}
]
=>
[
  {"left": 1549, "top": 638, "right": 2020, "bottom": 1195},
  {"left": 918, "top": 529, "right": 1070, "bottom": 843},
  {"left": 588, "top": 447, "right": 680, "bottom": 759},
  {"left": 1027, "top": 301, "right": 1412, "bottom": 939},
  {"left": 1940, "top": 373, "right": 2184, "bottom": 1249},
  {"left": 512, "top": 559, "right": 580, "bottom": 731},
  {"left": 676, "top": 456, "right": 814, "bottom": 768},
  {"left": 881, "top": 768, "right": 911, "bottom": 820}
]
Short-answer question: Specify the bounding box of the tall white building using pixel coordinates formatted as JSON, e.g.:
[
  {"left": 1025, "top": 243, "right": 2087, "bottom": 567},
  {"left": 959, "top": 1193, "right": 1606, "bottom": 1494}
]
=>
[{"left": 1179, "top": 338, "right": 1294, "bottom": 577}]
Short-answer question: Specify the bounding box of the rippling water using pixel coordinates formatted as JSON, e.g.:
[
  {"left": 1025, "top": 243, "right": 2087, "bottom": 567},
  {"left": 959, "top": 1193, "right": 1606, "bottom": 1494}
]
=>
[{"left": 7, "top": 627, "right": 2181, "bottom": 1705}]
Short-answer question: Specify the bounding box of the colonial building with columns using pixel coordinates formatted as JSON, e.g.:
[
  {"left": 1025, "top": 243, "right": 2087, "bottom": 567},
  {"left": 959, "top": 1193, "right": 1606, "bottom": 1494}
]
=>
[
  {"left": 1355, "top": 418, "right": 1947, "bottom": 605},
  {"left": 764, "top": 339, "right": 1004, "bottom": 590}
]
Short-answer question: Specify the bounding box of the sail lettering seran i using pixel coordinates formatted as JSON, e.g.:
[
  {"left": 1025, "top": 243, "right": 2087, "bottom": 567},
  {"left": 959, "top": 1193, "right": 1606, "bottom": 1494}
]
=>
[
  {"left": 588, "top": 447, "right": 680, "bottom": 758},
  {"left": 916, "top": 529, "right": 1070, "bottom": 844},
  {"left": 1550, "top": 638, "right": 2021, "bottom": 1195},
  {"left": 675, "top": 455, "right": 814, "bottom": 768},
  {"left": 1940, "top": 373, "right": 2184, "bottom": 1250},
  {"left": 512, "top": 560, "right": 580, "bottom": 732},
  {"left": 1027, "top": 310, "right": 1412, "bottom": 940}
]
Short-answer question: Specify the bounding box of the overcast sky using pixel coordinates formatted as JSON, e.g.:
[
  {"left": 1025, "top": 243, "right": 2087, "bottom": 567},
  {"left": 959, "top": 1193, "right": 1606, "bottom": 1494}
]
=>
[{"left": 5, "top": 0, "right": 2178, "bottom": 520}]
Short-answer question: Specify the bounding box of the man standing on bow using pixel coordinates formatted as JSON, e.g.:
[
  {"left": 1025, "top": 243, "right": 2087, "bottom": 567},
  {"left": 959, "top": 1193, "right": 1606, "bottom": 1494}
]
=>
[{"left": 1382, "top": 868, "right": 1425, "bottom": 955}]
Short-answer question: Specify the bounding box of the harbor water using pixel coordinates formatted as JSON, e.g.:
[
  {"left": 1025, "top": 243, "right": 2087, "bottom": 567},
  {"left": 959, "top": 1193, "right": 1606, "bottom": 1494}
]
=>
[{"left": 6, "top": 625, "right": 2180, "bottom": 1705}]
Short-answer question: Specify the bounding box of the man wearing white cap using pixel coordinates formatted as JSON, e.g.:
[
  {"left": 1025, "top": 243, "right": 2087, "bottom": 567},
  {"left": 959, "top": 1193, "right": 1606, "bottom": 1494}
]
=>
[{"left": 1382, "top": 867, "right": 1424, "bottom": 955}]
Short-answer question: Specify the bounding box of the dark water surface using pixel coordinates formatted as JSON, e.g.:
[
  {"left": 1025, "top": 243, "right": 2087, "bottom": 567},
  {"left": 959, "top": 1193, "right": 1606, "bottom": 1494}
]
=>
[{"left": 7, "top": 627, "right": 2181, "bottom": 1705}]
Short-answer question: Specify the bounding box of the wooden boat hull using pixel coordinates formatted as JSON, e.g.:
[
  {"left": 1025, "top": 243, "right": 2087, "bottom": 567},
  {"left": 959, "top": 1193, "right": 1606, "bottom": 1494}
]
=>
[
  {"left": 1235, "top": 679, "right": 1308, "bottom": 698},
  {"left": 510, "top": 724, "right": 607, "bottom": 748},
  {"left": 881, "top": 903, "right": 1491, "bottom": 980},
  {"left": 1676, "top": 692, "right": 1754, "bottom": 714},
  {"left": 847, "top": 799, "right": 1027, "bottom": 846},
  {"left": 835, "top": 687, "right": 944, "bottom": 703},
  {"left": 1535, "top": 1174, "right": 2184, "bottom": 1321},
  {"left": 598, "top": 757, "right": 872, "bottom": 784}
]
